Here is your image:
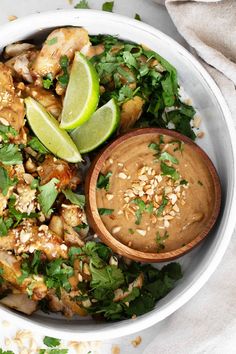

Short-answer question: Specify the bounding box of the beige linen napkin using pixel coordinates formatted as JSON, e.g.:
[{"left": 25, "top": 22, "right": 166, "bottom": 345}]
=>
[{"left": 153, "top": 0, "right": 236, "bottom": 123}]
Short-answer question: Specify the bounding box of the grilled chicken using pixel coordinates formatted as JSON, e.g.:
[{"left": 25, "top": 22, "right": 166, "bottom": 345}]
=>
[
  {"left": 4, "top": 43, "right": 35, "bottom": 59},
  {"left": 0, "top": 224, "right": 68, "bottom": 260},
  {"left": 0, "top": 63, "right": 25, "bottom": 131},
  {"left": 37, "top": 155, "right": 80, "bottom": 190},
  {"left": 24, "top": 85, "right": 62, "bottom": 118},
  {"left": 0, "top": 293, "right": 38, "bottom": 315},
  {"left": 120, "top": 96, "right": 145, "bottom": 132},
  {"left": 5, "top": 50, "right": 38, "bottom": 83},
  {"left": 47, "top": 289, "right": 87, "bottom": 317},
  {"left": 0, "top": 251, "right": 47, "bottom": 301},
  {"left": 31, "top": 27, "right": 90, "bottom": 79}
]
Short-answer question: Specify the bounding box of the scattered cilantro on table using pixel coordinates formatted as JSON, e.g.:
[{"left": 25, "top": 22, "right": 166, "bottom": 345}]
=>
[
  {"left": 74, "top": 0, "right": 90, "bottom": 9},
  {"left": 43, "top": 336, "right": 61, "bottom": 348},
  {"left": 135, "top": 13, "right": 141, "bottom": 21},
  {"left": 102, "top": 1, "right": 114, "bottom": 12}
]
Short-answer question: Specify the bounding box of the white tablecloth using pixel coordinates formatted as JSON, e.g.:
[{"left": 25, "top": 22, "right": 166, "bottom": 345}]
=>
[{"left": 0, "top": 1, "right": 235, "bottom": 353}]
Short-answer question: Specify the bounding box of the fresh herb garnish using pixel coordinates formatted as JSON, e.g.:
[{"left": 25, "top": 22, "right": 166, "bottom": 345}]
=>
[
  {"left": 180, "top": 179, "right": 188, "bottom": 185},
  {"left": 159, "top": 151, "right": 179, "bottom": 164},
  {"left": 97, "top": 171, "right": 112, "bottom": 191},
  {"left": 8, "top": 196, "right": 37, "bottom": 227},
  {"left": 58, "top": 55, "right": 69, "bottom": 87},
  {"left": 135, "top": 13, "right": 141, "bottom": 21},
  {"left": 128, "top": 228, "right": 134, "bottom": 234},
  {"left": 156, "top": 194, "right": 168, "bottom": 216},
  {"left": 30, "top": 178, "right": 39, "bottom": 190},
  {"left": 74, "top": 0, "right": 90, "bottom": 8},
  {"left": 98, "top": 208, "right": 114, "bottom": 216},
  {"left": 131, "top": 198, "right": 153, "bottom": 225},
  {"left": 62, "top": 189, "right": 85, "bottom": 208},
  {"left": 0, "top": 143, "right": 22, "bottom": 165},
  {"left": 74, "top": 223, "right": 88, "bottom": 232},
  {"left": 0, "top": 217, "right": 13, "bottom": 237},
  {"left": 0, "top": 349, "right": 15, "bottom": 354},
  {"left": 28, "top": 137, "right": 49, "bottom": 154},
  {"left": 46, "top": 37, "right": 58, "bottom": 46},
  {"left": 42, "top": 73, "right": 54, "bottom": 90},
  {"left": 0, "top": 124, "right": 17, "bottom": 143},
  {"left": 198, "top": 180, "right": 203, "bottom": 186},
  {"left": 156, "top": 231, "right": 169, "bottom": 251},
  {"left": 102, "top": 1, "right": 114, "bottom": 12},
  {"left": 0, "top": 166, "right": 17, "bottom": 196},
  {"left": 43, "top": 336, "right": 61, "bottom": 348},
  {"left": 161, "top": 161, "right": 180, "bottom": 180},
  {"left": 38, "top": 178, "right": 59, "bottom": 216}
]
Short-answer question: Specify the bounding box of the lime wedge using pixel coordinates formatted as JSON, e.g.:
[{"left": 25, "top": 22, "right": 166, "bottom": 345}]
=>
[
  {"left": 60, "top": 52, "right": 99, "bottom": 130},
  {"left": 70, "top": 98, "right": 120, "bottom": 153},
  {"left": 25, "top": 97, "right": 82, "bottom": 163}
]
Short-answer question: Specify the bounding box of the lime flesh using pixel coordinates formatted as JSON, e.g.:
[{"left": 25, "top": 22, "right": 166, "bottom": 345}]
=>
[
  {"left": 25, "top": 97, "right": 82, "bottom": 163},
  {"left": 60, "top": 52, "right": 99, "bottom": 130},
  {"left": 70, "top": 98, "right": 120, "bottom": 154}
]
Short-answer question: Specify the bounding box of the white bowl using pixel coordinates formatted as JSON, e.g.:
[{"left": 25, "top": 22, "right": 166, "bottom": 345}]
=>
[{"left": 0, "top": 9, "right": 236, "bottom": 341}]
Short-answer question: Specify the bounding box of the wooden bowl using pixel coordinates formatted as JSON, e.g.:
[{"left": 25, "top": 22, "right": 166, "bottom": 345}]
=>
[{"left": 85, "top": 128, "right": 221, "bottom": 262}]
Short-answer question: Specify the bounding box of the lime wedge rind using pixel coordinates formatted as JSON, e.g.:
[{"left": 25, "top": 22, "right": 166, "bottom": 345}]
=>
[
  {"left": 25, "top": 97, "right": 82, "bottom": 163},
  {"left": 60, "top": 52, "right": 99, "bottom": 130},
  {"left": 70, "top": 98, "right": 120, "bottom": 154}
]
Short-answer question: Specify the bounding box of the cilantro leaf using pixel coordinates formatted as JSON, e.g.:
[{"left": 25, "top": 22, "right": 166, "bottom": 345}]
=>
[
  {"left": 0, "top": 124, "right": 17, "bottom": 143},
  {"left": 0, "top": 349, "right": 15, "bottom": 354},
  {"left": 0, "top": 144, "right": 22, "bottom": 165},
  {"left": 156, "top": 231, "right": 169, "bottom": 251},
  {"left": 0, "top": 166, "right": 17, "bottom": 196},
  {"left": 134, "top": 13, "right": 141, "bottom": 21},
  {"left": 90, "top": 263, "right": 124, "bottom": 290},
  {"left": 159, "top": 151, "right": 179, "bottom": 164},
  {"left": 42, "top": 73, "right": 54, "bottom": 90},
  {"left": 58, "top": 55, "right": 69, "bottom": 87},
  {"left": 28, "top": 137, "right": 49, "bottom": 154},
  {"left": 97, "top": 171, "right": 112, "bottom": 191},
  {"left": 62, "top": 189, "right": 85, "bottom": 208},
  {"left": 0, "top": 217, "right": 13, "bottom": 237},
  {"left": 102, "top": 1, "right": 114, "bottom": 12},
  {"left": 156, "top": 194, "right": 168, "bottom": 216},
  {"left": 74, "top": 0, "right": 90, "bottom": 8},
  {"left": 161, "top": 161, "right": 180, "bottom": 180},
  {"left": 38, "top": 178, "right": 59, "bottom": 216},
  {"left": 98, "top": 208, "right": 114, "bottom": 216},
  {"left": 43, "top": 336, "right": 61, "bottom": 348},
  {"left": 46, "top": 37, "right": 58, "bottom": 46},
  {"left": 131, "top": 199, "right": 153, "bottom": 225}
]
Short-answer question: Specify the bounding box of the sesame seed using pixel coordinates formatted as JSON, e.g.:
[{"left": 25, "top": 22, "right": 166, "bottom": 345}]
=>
[
  {"left": 136, "top": 229, "right": 146, "bottom": 236},
  {"left": 118, "top": 172, "right": 128, "bottom": 179}
]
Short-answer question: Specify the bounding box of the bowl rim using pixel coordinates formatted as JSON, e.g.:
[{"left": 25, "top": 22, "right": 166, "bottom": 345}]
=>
[
  {"left": 0, "top": 9, "right": 235, "bottom": 341},
  {"left": 85, "top": 127, "right": 222, "bottom": 263}
]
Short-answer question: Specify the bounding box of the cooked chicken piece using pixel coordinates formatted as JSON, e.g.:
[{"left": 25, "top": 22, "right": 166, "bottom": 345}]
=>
[
  {"left": 113, "top": 273, "right": 144, "bottom": 302},
  {"left": 83, "top": 44, "right": 104, "bottom": 59},
  {"left": 120, "top": 96, "right": 145, "bottom": 132},
  {"left": 0, "top": 293, "right": 38, "bottom": 315},
  {"left": 0, "top": 63, "right": 25, "bottom": 131},
  {"left": 0, "top": 224, "right": 68, "bottom": 260},
  {"left": 31, "top": 27, "right": 90, "bottom": 79},
  {"left": 4, "top": 43, "right": 35, "bottom": 58},
  {"left": 37, "top": 155, "right": 80, "bottom": 190},
  {"left": 24, "top": 85, "right": 62, "bottom": 118},
  {"left": 6, "top": 50, "right": 38, "bottom": 83},
  {"left": 47, "top": 289, "right": 87, "bottom": 317},
  {"left": 61, "top": 204, "right": 84, "bottom": 227},
  {"left": 0, "top": 251, "right": 47, "bottom": 301},
  {"left": 63, "top": 223, "right": 84, "bottom": 247},
  {"left": 49, "top": 215, "right": 64, "bottom": 238}
]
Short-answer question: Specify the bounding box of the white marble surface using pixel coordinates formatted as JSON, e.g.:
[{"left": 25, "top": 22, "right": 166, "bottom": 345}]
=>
[{"left": 0, "top": 1, "right": 235, "bottom": 353}]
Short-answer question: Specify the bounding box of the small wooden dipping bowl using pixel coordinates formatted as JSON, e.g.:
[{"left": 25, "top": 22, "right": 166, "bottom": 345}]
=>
[{"left": 85, "top": 128, "right": 221, "bottom": 262}]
